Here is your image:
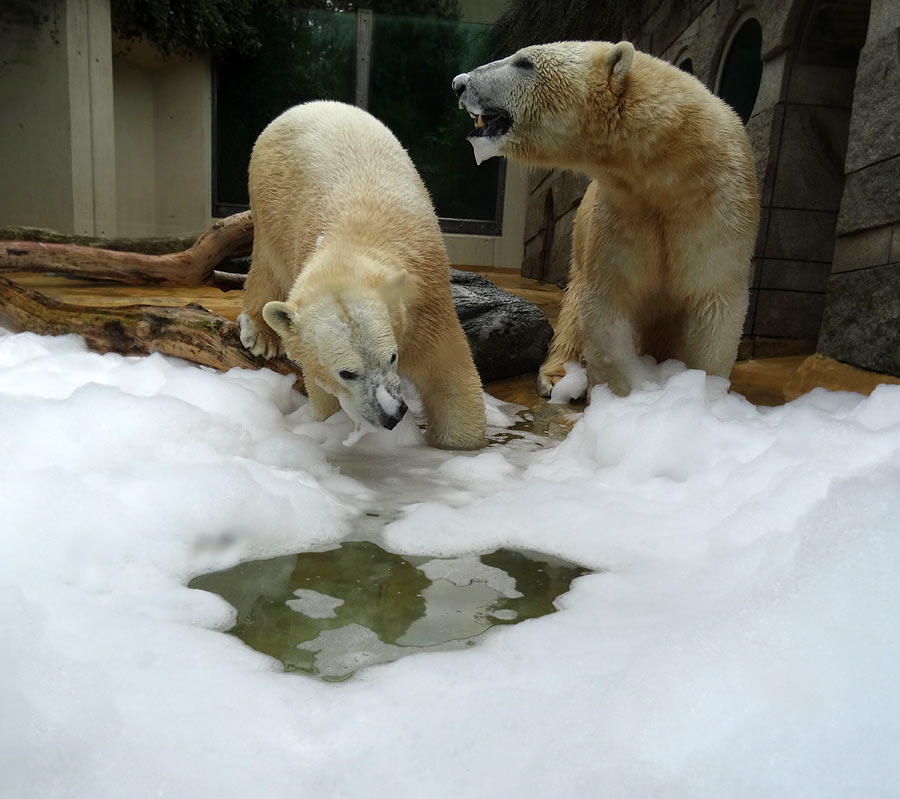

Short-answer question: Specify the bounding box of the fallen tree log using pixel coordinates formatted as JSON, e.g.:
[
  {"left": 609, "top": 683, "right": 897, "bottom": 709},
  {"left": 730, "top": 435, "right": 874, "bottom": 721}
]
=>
[
  {"left": 0, "top": 275, "right": 304, "bottom": 388},
  {"left": 0, "top": 225, "right": 201, "bottom": 255},
  {"left": 0, "top": 211, "right": 253, "bottom": 286},
  {"left": 0, "top": 211, "right": 284, "bottom": 381}
]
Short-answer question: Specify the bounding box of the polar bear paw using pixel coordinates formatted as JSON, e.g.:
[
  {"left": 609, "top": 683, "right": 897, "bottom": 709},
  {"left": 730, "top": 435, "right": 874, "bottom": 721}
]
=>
[
  {"left": 536, "top": 363, "right": 566, "bottom": 398},
  {"left": 238, "top": 311, "right": 282, "bottom": 360}
]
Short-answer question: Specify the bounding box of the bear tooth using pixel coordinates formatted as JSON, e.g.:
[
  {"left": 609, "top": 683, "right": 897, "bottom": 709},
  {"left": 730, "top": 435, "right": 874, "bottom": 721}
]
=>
[{"left": 475, "top": 115, "right": 485, "bottom": 128}]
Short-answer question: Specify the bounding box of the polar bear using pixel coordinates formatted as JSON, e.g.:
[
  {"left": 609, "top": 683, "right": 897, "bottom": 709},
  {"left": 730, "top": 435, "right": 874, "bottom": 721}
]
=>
[
  {"left": 239, "top": 101, "right": 486, "bottom": 449},
  {"left": 452, "top": 41, "right": 759, "bottom": 397}
]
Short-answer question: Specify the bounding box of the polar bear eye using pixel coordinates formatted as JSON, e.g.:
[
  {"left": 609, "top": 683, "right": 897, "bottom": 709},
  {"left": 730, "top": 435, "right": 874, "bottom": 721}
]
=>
[
  {"left": 390, "top": 352, "right": 397, "bottom": 365},
  {"left": 513, "top": 56, "right": 534, "bottom": 70},
  {"left": 339, "top": 369, "right": 358, "bottom": 381}
]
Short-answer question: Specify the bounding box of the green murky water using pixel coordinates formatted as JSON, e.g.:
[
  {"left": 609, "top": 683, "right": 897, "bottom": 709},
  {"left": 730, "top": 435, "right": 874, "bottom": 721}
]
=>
[{"left": 190, "top": 541, "right": 588, "bottom": 681}]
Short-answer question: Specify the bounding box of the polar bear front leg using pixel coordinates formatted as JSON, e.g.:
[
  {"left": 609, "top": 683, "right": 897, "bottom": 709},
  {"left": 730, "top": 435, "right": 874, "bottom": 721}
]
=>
[
  {"left": 411, "top": 334, "right": 487, "bottom": 449},
  {"left": 581, "top": 314, "right": 640, "bottom": 398},
  {"left": 306, "top": 379, "right": 341, "bottom": 421},
  {"left": 237, "top": 312, "right": 280, "bottom": 360},
  {"left": 537, "top": 278, "right": 585, "bottom": 398},
  {"left": 679, "top": 287, "right": 749, "bottom": 379},
  {"left": 239, "top": 245, "right": 285, "bottom": 359}
]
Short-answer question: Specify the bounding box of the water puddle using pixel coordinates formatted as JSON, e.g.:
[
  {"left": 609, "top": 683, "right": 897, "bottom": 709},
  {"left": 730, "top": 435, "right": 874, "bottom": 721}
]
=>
[{"left": 190, "top": 540, "right": 588, "bottom": 681}]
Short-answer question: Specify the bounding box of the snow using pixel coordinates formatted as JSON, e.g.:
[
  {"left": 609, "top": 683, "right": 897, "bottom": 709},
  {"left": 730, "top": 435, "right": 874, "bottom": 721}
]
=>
[{"left": 2, "top": 326, "right": 900, "bottom": 798}]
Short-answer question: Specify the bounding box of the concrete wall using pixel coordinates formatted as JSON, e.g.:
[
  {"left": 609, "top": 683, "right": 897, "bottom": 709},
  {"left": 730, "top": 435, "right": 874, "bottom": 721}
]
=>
[
  {"left": 152, "top": 55, "right": 212, "bottom": 236},
  {"left": 109, "top": 40, "right": 214, "bottom": 238},
  {"left": 0, "top": 1, "right": 213, "bottom": 238},
  {"left": 0, "top": 0, "right": 114, "bottom": 235},
  {"left": 818, "top": 0, "right": 900, "bottom": 374},
  {"left": 113, "top": 59, "right": 156, "bottom": 236}
]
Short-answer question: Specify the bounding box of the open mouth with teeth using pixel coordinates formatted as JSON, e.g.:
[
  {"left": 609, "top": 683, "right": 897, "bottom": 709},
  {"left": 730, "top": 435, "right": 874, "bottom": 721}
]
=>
[{"left": 467, "top": 109, "right": 513, "bottom": 139}]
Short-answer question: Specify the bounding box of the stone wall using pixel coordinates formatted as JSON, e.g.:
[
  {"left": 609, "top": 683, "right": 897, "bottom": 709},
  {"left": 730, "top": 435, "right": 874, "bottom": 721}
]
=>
[
  {"left": 521, "top": 168, "right": 589, "bottom": 284},
  {"left": 818, "top": 0, "right": 900, "bottom": 374}
]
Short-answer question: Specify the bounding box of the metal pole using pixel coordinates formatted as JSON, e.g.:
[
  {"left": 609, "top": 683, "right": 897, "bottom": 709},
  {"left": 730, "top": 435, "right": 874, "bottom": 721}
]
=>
[{"left": 355, "top": 9, "right": 373, "bottom": 110}]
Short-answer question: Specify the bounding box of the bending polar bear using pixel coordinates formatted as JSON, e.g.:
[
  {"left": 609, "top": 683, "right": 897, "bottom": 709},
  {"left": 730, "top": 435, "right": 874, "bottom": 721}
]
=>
[
  {"left": 453, "top": 41, "right": 759, "bottom": 397},
  {"left": 239, "top": 101, "right": 486, "bottom": 449}
]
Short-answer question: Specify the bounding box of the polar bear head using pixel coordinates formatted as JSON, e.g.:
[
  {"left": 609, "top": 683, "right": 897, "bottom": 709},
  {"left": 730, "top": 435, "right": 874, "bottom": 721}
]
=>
[
  {"left": 263, "top": 268, "right": 409, "bottom": 431},
  {"left": 451, "top": 40, "right": 635, "bottom": 165}
]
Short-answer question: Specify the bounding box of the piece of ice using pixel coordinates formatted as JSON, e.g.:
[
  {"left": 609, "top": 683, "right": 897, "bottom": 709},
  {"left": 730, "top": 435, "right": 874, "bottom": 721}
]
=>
[
  {"left": 375, "top": 384, "right": 401, "bottom": 417},
  {"left": 417, "top": 555, "right": 523, "bottom": 598},
  {"left": 469, "top": 135, "right": 503, "bottom": 165},
  {"left": 286, "top": 589, "right": 345, "bottom": 619}
]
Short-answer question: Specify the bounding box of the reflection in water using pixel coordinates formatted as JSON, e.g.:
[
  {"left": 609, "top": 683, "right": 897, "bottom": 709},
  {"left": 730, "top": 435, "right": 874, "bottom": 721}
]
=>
[{"left": 190, "top": 541, "right": 588, "bottom": 681}]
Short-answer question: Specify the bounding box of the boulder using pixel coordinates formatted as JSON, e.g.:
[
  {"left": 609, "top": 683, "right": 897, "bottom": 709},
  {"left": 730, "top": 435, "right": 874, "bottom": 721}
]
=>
[{"left": 450, "top": 268, "right": 552, "bottom": 382}]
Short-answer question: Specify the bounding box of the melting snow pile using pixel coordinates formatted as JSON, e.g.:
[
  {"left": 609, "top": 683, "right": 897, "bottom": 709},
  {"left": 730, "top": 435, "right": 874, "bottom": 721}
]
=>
[{"left": 1, "top": 327, "right": 899, "bottom": 798}]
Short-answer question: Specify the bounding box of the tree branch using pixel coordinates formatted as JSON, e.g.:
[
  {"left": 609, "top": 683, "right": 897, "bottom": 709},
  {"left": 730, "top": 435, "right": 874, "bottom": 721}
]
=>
[{"left": 0, "top": 211, "right": 253, "bottom": 286}]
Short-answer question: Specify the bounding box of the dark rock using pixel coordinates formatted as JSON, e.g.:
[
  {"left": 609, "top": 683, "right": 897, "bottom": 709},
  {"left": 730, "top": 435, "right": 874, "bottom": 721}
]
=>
[
  {"left": 818, "top": 264, "right": 900, "bottom": 376},
  {"left": 450, "top": 269, "right": 553, "bottom": 382}
]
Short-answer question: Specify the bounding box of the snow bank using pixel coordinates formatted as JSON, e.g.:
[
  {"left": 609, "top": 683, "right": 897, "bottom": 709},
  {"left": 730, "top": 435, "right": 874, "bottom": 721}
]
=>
[{"left": 1, "top": 327, "right": 899, "bottom": 798}]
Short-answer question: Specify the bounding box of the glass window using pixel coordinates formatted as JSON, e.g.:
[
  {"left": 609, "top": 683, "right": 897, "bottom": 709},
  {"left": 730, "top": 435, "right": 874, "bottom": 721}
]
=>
[
  {"left": 717, "top": 19, "right": 763, "bottom": 124},
  {"left": 369, "top": 14, "right": 501, "bottom": 232},
  {"left": 213, "top": 9, "right": 503, "bottom": 233},
  {"left": 214, "top": 9, "right": 357, "bottom": 216}
]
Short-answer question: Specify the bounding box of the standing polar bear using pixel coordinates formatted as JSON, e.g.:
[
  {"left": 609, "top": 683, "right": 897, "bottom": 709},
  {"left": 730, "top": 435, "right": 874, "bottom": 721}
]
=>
[
  {"left": 239, "top": 101, "right": 486, "bottom": 449},
  {"left": 453, "top": 41, "right": 759, "bottom": 397}
]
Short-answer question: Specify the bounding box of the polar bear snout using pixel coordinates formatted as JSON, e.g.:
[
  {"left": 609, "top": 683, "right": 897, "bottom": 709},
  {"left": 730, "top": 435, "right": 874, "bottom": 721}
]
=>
[
  {"left": 452, "top": 63, "right": 516, "bottom": 166},
  {"left": 451, "top": 73, "right": 469, "bottom": 98},
  {"left": 380, "top": 400, "right": 407, "bottom": 430},
  {"left": 369, "top": 383, "right": 407, "bottom": 430}
]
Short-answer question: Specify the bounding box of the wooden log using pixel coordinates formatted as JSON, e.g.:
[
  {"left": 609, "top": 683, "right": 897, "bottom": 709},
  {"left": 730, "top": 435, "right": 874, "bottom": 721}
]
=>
[
  {"left": 0, "top": 211, "right": 253, "bottom": 286},
  {"left": 210, "top": 270, "right": 247, "bottom": 291},
  {"left": 0, "top": 275, "right": 304, "bottom": 389},
  {"left": 0, "top": 225, "right": 201, "bottom": 255}
]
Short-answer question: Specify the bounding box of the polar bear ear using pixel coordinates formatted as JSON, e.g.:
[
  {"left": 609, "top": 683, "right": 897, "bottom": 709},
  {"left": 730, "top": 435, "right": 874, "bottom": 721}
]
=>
[
  {"left": 605, "top": 41, "right": 635, "bottom": 87},
  {"left": 262, "top": 301, "right": 298, "bottom": 337},
  {"left": 378, "top": 269, "right": 408, "bottom": 302}
]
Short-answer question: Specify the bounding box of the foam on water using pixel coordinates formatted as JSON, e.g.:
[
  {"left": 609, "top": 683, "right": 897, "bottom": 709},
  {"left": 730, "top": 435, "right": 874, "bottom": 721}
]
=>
[{"left": 2, "top": 326, "right": 900, "bottom": 798}]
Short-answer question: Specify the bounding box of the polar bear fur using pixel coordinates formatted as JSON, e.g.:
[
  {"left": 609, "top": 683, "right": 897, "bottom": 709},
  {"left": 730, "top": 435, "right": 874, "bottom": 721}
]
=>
[
  {"left": 239, "top": 101, "right": 486, "bottom": 449},
  {"left": 453, "top": 41, "right": 759, "bottom": 397}
]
